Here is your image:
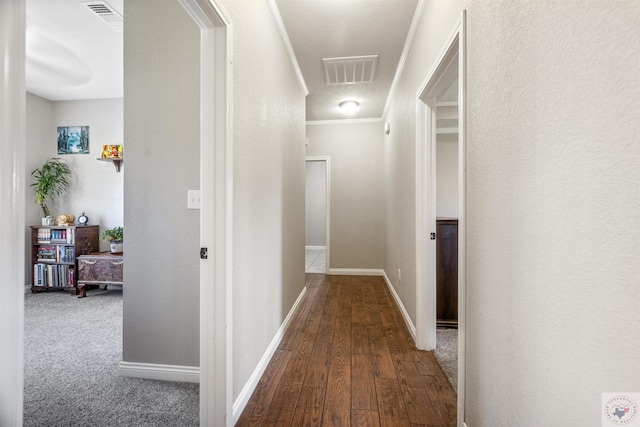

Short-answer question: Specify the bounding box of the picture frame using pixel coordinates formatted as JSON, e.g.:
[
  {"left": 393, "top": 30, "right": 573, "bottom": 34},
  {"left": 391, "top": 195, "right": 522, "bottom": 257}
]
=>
[{"left": 57, "top": 126, "right": 90, "bottom": 154}]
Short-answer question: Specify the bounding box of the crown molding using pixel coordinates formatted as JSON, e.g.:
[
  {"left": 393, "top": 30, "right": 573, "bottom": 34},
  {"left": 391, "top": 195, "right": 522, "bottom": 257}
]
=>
[
  {"left": 381, "top": 0, "right": 426, "bottom": 120},
  {"left": 267, "top": 0, "right": 309, "bottom": 96}
]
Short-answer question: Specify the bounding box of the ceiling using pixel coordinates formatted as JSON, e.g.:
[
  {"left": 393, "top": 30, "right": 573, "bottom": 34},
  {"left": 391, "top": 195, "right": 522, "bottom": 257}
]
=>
[{"left": 26, "top": 0, "right": 419, "bottom": 121}]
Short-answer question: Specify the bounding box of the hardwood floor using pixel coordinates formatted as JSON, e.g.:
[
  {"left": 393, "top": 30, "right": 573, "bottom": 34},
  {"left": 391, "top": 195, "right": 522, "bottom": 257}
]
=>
[{"left": 236, "top": 274, "right": 457, "bottom": 427}]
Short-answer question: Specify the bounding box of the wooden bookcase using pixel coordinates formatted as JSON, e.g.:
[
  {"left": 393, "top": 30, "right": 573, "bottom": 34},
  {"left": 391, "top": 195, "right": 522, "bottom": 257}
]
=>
[{"left": 30, "top": 225, "right": 99, "bottom": 294}]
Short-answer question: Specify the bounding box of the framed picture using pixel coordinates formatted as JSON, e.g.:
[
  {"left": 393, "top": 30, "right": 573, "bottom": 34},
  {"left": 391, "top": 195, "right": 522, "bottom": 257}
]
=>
[
  {"left": 57, "top": 126, "right": 89, "bottom": 154},
  {"left": 102, "top": 145, "right": 123, "bottom": 159}
]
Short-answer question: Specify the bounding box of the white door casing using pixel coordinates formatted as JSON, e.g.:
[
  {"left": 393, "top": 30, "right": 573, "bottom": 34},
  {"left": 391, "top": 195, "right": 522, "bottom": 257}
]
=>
[
  {"left": 178, "top": 0, "right": 233, "bottom": 425},
  {"left": 415, "top": 11, "right": 466, "bottom": 427}
]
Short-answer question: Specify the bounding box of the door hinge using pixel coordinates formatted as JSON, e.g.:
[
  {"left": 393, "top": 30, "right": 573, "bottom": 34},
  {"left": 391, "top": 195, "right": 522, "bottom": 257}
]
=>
[
  {"left": 200, "top": 247, "right": 208, "bottom": 259},
  {"left": 430, "top": 232, "right": 437, "bottom": 240}
]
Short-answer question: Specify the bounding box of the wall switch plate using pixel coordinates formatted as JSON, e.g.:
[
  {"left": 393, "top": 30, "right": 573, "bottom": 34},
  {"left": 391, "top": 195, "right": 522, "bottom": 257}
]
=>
[{"left": 187, "top": 190, "right": 201, "bottom": 209}]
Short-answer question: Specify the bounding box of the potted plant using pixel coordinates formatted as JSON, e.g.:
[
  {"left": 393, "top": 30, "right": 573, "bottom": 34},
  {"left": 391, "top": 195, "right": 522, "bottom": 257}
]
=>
[
  {"left": 31, "top": 158, "right": 72, "bottom": 225},
  {"left": 101, "top": 226, "right": 123, "bottom": 253}
]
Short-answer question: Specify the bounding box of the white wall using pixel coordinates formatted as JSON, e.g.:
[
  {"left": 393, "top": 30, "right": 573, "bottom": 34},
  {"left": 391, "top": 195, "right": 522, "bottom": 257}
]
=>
[
  {"left": 123, "top": 0, "right": 200, "bottom": 367},
  {"left": 52, "top": 99, "right": 124, "bottom": 251},
  {"left": 306, "top": 121, "right": 384, "bottom": 270},
  {"left": 25, "top": 93, "right": 54, "bottom": 284},
  {"left": 24, "top": 95, "right": 124, "bottom": 284},
  {"left": 305, "top": 160, "right": 326, "bottom": 246},
  {"left": 436, "top": 136, "right": 458, "bottom": 218},
  {"left": 219, "top": 0, "right": 307, "bottom": 400},
  {"left": 384, "top": 1, "right": 640, "bottom": 425},
  {"left": 464, "top": 2, "right": 640, "bottom": 424}
]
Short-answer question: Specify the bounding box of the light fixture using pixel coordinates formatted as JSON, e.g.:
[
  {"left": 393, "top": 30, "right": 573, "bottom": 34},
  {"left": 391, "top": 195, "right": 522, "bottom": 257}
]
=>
[{"left": 339, "top": 100, "right": 359, "bottom": 114}]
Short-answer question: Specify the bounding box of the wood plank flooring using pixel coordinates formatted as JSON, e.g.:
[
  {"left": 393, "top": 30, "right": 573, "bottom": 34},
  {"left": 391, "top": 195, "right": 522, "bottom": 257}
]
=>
[{"left": 236, "top": 274, "right": 456, "bottom": 427}]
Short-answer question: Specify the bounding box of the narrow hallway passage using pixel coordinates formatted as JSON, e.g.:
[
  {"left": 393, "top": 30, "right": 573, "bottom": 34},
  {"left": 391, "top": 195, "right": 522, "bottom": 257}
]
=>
[{"left": 236, "top": 274, "right": 456, "bottom": 426}]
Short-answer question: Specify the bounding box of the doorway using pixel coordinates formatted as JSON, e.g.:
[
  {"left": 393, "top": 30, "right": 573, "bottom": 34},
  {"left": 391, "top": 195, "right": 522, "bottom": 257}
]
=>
[
  {"left": 415, "top": 11, "right": 466, "bottom": 427},
  {"left": 178, "top": 0, "right": 232, "bottom": 425},
  {"left": 305, "top": 157, "right": 330, "bottom": 274}
]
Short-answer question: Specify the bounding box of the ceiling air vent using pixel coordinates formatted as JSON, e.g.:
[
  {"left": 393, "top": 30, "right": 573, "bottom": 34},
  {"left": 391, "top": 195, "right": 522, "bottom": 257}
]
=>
[
  {"left": 322, "top": 55, "right": 378, "bottom": 85},
  {"left": 81, "top": 0, "right": 123, "bottom": 32}
]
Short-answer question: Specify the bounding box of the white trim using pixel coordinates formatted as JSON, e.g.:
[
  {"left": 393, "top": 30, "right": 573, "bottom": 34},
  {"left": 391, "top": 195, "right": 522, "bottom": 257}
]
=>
[
  {"left": 381, "top": 0, "right": 426, "bottom": 120},
  {"left": 25, "top": 285, "right": 31, "bottom": 294},
  {"left": 327, "top": 268, "right": 384, "bottom": 276},
  {"left": 118, "top": 362, "right": 200, "bottom": 383},
  {"left": 305, "top": 156, "right": 331, "bottom": 272},
  {"left": 179, "top": 1, "right": 233, "bottom": 425},
  {"left": 306, "top": 117, "right": 382, "bottom": 126},
  {"left": 266, "top": 0, "right": 309, "bottom": 96},
  {"left": 305, "top": 245, "right": 326, "bottom": 251},
  {"left": 0, "top": 1, "right": 25, "bottom": 424},
  {"left": 415, "top": 11, "right": 467, "bottom": 427},
  {"left": 232, "top": 286, "right": 308, "bottom": 425},
  {"left": 381, "top": 271, "right": 417, "bottom": 341}
]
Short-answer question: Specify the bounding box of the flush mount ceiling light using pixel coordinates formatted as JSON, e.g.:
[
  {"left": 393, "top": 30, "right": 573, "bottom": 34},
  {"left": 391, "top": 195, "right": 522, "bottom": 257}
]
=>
[{"left": 339, "top": 100, "right": 359, "bottom": 114}]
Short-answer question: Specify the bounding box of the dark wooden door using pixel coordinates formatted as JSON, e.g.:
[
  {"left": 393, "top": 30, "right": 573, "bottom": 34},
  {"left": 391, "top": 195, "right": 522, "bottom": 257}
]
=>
[{"left": 436, "top": 219, "right": 458, "bottom": 327}]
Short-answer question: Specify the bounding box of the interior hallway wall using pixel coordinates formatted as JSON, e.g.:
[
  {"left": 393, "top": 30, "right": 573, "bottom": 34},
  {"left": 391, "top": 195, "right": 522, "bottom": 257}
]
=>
[
  {"left": 305, "top": 160, "right": 326, "bottom": 247},
  {"left": 464, "top": 2, "right": 640, "bottom": 425},
  {"left": 306, "top": 121, "right": 384, "bottom": 270},
  {"left": 219, "top": 0, "right": 307, "bottom": 401},
  {"left": 383, "top": 0, "right": 640, "bottom": 425},
  {"left": 123, "top": 0, "right": 200, "bottom": 367}
]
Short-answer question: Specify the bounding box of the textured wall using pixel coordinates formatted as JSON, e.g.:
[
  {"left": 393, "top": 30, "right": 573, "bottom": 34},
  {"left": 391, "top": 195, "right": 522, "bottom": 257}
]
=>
[
  {"left": 306, "top": 121, "right": 384, "bottom": 270},
  {"left": 25, "top": 93, "right": 54, "bottom": 284},
  {"left": 25, "top": 96, "right": 124, "bottom": 274},
  {"left": 464, "top": 1, "right": 640, "bottom": 425},
  {"left": 383, "top": 0, "right": 465, "bottom": 325},
  {"left": 218, "top": 0, "right": 307, "bottom": 400},
  {"left": 123, "top": 0, "right": 200, "bottom": 367},
  {"left": 305, "top": 160, "right": 326, "bottom": 246},
  {"left": 385, "top": 0, "right": 640, "bottom": 425},
  {"left": 436, "top": 138, "right": 458, "bottom": 218}
]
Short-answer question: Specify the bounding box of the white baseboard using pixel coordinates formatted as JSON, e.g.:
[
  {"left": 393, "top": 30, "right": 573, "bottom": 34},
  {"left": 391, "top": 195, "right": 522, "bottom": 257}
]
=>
[
  {"left": 327, "top": 268, "right": 385, "bottom": 276},
  {"left": 232, "top": 285, "right": 308, "bottom": 425},
  {"left": 305, "top": 245, "right": 326, "bottom": 251},
  {"left": 25, "top": 285, "right": 31, "bottom": 294},
  {"left": 118, "top": 361, "right": 200, "bottom": 383},
  {"left": 381, "top": 271, "right": 417, "bottom": 341}
]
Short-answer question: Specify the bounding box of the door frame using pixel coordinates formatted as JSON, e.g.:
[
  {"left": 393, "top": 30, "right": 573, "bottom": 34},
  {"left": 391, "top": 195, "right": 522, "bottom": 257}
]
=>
[
  {"left": 305, "top": 156, "right": 331, "bottom": 273},
  {"left": 0, "top": 0, "right": 26, "bottom": 424},
  {"left": 178, "top": 0, "right": 233, "bottom": 425},
  {"left": 415, "top": 11, "right": 466, "bottom": 427}
]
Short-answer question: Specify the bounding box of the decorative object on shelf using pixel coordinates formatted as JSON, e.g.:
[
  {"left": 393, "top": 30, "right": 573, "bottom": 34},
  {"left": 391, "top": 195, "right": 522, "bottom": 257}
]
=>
[
  {"left": 101, "top": 226, "right": 123, "bottom": 254},
  {"left": 57, "top": 126, "right": 89, "bottom": 154},
  {"left": 56, "top": 214, "right": 75, "bottom": 226},
  {"left": 78, "top": 212, "right": 89, "bottom": 225},
  {"left": 101, "top": 145, "right": 122, "bottom": 159},
  {"left": 30, "top": 158, "right": 72, "bottom": 220},
  {"left": 97, "top": 145, "right": 123, "bottom": 172}
]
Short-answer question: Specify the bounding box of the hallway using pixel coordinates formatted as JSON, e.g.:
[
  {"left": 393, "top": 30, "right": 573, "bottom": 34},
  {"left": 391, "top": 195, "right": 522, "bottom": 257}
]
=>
[{"left": 236, "top": 274, "right": 456, "bottom": 426}]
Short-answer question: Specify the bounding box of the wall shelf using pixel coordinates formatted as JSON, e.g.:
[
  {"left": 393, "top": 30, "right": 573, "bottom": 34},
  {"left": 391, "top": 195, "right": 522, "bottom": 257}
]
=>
[{"left": 97, "top": 157, "right": 123, "bottom": 172}]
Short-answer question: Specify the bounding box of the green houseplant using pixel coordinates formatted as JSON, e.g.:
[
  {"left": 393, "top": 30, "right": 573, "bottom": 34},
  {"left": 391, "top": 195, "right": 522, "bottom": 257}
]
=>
[
  {"left": 31, "top": 158, "right": 72, "bottom": 222},
  {"left": 101, "top": 226, "right": 123, "bottom": 253}
]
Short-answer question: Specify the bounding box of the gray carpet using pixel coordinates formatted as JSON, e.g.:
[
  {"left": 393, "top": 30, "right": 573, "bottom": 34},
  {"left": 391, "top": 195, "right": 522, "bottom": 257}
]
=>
[
  {"left": 434, "top": 328, "right": 458, "bottom": 391},
  {"left": 24, "top": 289, "right": 199, "bottom": 426}
]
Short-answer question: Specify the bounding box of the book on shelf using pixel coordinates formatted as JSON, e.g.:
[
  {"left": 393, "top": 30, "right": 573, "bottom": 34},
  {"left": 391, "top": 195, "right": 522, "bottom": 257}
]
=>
[{"left": 34, "top": 263, "right": 73, "bottom": 288}]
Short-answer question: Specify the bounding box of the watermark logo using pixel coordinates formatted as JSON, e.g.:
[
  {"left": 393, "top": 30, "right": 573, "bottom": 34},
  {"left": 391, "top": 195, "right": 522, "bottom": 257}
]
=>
[{"left": 603, "top": 393, "right": 640, "bottom": 426}]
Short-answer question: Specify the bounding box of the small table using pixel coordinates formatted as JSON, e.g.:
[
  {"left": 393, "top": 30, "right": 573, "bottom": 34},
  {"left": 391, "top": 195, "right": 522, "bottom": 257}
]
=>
[{"left": 77, "top": 252, "right": 123, "bottom": 298}]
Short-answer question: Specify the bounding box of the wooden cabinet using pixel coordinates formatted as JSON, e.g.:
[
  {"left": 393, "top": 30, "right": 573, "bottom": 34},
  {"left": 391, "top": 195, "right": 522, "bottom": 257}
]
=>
[
  {"left": 77, "top": 252, "right": 123, "bottom": 298},
  {"left": 436, "top": 219, "right": 458, "bottom": 328},
  {"left": 30, "top": 225, "right": 99, "bottom": 294}
]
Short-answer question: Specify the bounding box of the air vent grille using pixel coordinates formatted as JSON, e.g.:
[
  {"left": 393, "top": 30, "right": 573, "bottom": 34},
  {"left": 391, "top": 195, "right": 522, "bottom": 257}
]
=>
[
  {"left": 81, "top": 0, "right": 123, "bottom": 32},
  {"left": 322, "top": 55, "right": 378, "bottom": 85}
]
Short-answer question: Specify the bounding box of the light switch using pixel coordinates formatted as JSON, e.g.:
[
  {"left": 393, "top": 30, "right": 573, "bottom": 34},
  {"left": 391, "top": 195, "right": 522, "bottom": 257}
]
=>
[{"left": 187, "top": 190, "right": 201, "bottom": 209}]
